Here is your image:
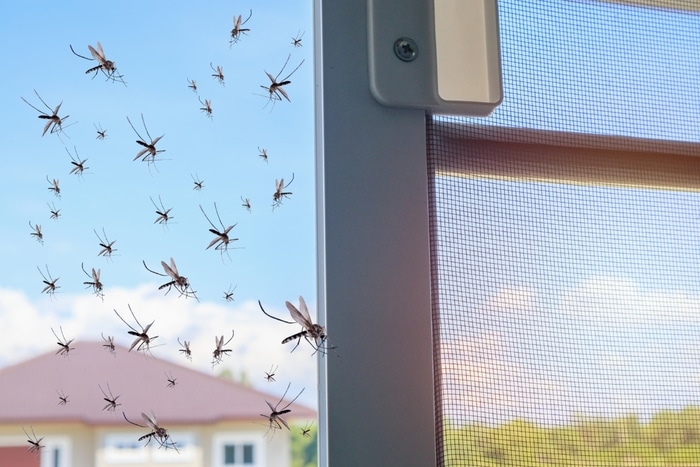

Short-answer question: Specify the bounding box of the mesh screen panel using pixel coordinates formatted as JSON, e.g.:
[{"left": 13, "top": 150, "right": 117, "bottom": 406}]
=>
[{"left": 428, "top": 1, "right": 700, "bottom": 465}]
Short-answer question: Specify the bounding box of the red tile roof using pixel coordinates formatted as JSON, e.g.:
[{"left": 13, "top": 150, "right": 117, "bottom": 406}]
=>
[{"left": 0, "top": 341, "right": 315, "bottom": 425}]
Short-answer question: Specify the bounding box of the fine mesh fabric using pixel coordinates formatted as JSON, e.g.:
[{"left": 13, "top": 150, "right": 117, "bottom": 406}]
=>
[{"left": 428, "top": 1, "right": 700, "bottom": 466}]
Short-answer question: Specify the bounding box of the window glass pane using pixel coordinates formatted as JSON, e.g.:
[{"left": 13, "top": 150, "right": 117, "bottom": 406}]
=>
[
  {"left": 243, "top": 443, "right": 254, "bottom": 464},
  {"left": 224, "top": 444, "right": 236, "bottom": 464}
]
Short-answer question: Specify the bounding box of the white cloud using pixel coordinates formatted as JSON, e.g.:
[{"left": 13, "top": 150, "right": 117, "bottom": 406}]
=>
[{"left": 0, "top": 285, "right": 319, "bottom": 408}]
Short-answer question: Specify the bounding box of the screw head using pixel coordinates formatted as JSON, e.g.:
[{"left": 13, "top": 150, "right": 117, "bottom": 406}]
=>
[{"left": 394, "top": 37, "right": 418, "bottom": 62}]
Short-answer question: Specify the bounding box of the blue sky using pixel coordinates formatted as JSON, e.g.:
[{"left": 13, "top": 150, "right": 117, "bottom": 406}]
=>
[{"left": 0, "top": 1, "right": 319, "bottom": 408}]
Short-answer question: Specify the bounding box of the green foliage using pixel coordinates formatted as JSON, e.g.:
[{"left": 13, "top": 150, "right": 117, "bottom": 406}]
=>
[
  {"left": 291, "top": 421, "right": 318, "bottom": 467},
  {"left": 442, "top": 406, "right": 700, "bottom": 467}
]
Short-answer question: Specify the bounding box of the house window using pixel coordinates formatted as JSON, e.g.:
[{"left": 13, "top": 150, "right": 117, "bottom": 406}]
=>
[
  {"left": 223, "top": 442, "right": 254, "bottom": 464},
  {"left": 39, "top": 437, "right": 69, "bottom": 467},
  {"left": 104, "top": 432, "right": 194, "bottom": 464},
  {"left": 213, "top": 432, "right": 263, "bottom": 467}
]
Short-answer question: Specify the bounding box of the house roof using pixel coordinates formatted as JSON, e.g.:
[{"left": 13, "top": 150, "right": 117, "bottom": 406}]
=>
[{"left": 0, "top": 341, "right": 315, "bottom": 426}]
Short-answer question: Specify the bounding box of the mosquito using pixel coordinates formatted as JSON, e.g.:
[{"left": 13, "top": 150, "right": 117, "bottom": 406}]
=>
[
  {"left": 260, "top": 383, "right": 304, "bottom": 434},
  {"left": 95, "top": 122, "right": 107, "bottom": 139},
  {"left": 221, "top": 284, "right": 237, "bottom": 302},
  {"left": 210, "top": 62, "right": 225, "bottom": 86},
  {"left": 187, "top": 78, "right": 198, "bottom": 93},
  {"left": 150, "top": 196, "right": 173, "bottom": 225},
  {"left": 259, "top": 296, "right": 331, "bottom": 354},
  {"left": 191, "top": 173, "right": 204, "bottom": 191},
  {"left": 177, "top": 337, "right": 192, "bottom": 361},
  {"left": 126, "top": 114, "right": 165, "bottom": 167},
  {"left": 56, "top": 388, "right": 69, "bottom": 405},
  {"left": 143, "top": 257, "right": 198, "bottom": 300},
  {"left": 200, "top": 203, "right": 239, "bottom": 256},
  {"left": 38, "top": 265, "right": 60, "bottom": 296},
  {"left": 99, "top": 383, "right": 121, "bottom": 411},
  {"left": 260, "top": 55, "right": 304, "bottom": 109},
  {"left": 165, "top": 371, "right": 177, "bottom": 388},
  {"left": 300, "top": 420, "right": 314, "bottom": 438},
  {"left": 21, "top": 89, "right": 70, "bottom": 137},
  {"left": 67, "top": 146, "right": 88, "bottom": 177},
  {"left": 264, "top": 365, "right": 278, "bottom": 382},
  {"left": 241, "top": 196, "right": 252, "bottom": 212},
  {"left": 212, "top": 331, "right": 234, "bottom": 367},
  {"left": 114, "top": 305, "right": 158, "bottom": 353},
  {"left": 258, "top": 147, "right": 268, "bottom": 163},
  {"left": 51, "top": 326, "right": 74, "bottom": 357},
  {"left": 29, "top": 221, "right": 43, "bottom": 244},
  {"left": 199, "top": 97, "right": 213, "bottom": 118},
  {"left": 273, "top": 173, "right": 294, "bottom": 209},
  {"left": 123, "top": 411, "right": 179, "bottom": 452},
  {"left": 102, "top": 332, "right": 116, "bottom": 355},
  {"left": 292, "top": 30, "right": 305, "bottom": 47},
  {"left": 230, "top": 10, "right": 252, "bottom": 46},
  {"left": 69, "top": 42, "right": 126, "bottom": 85},
  {"left": 46, "top": 175, "right": 61, "bottom": 198},
  {"left": 95, "top": 228, "right": 117, "bottom": 259},
  {"left": 82, "top": 262, "right": 104, "bottom": 300},
  {"left": 283, "top": 296, "right": 329, "bottom": 354},
  {"left": 22, "top": 426, "right": 44, "bottom": 454},
  {"left": 48, "top": 203, "right": 60, "bottom": 220}
]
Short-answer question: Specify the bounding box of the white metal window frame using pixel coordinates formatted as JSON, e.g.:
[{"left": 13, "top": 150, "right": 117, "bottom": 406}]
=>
[
  {"left": 104, "top": 431, "right": 195, "bottom": 464},
  {"left": 314, "top": 1, "right": 435, "bottom": 466}
]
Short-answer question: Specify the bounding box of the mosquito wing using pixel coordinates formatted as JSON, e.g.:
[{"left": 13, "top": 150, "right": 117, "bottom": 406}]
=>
[
  {"left": 285, "top": 296, "right": 314, "bottom": 329},
  {"left": 161, "top": 258, "right": 179, "bottom": 280}
]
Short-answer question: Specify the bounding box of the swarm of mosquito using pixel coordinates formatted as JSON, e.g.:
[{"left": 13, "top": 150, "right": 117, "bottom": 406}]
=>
[
  {"left": 191, "top": 173, "right": 204, "bottom": 191},
  {"left": 241, "top": 197, "right": 252, "bottom": 212},
  {"left": 210, "top": 62, "right": 225, "bottom": 86},
  {"left": 94, "top": 228, "right": 117, "bottom": 259},
  {"left": 66, "top": 146, "right": 88, "bottom": 178},
  {"left": 260, "top": 54, "right": 304, "bottom": 110},
  {"left": 265, "top": 365, "right": 278, "bottom": 382},
  {"left": 259, "top": 296, "right": 332, "bottom": 355},
  {"left": 21, "top": 89, "right": 70, "bottom": 138},
  {"left": 23, "top": 426, "right": 44, "bottom": 453},
  {"left": 273, "top": 173, "right": 294, "bottom": 210},
  {"left": 292, "top": 31, "right": 305, "bottom": 47},
  {"left": 81, "top": 262, "right": 104, "bottom": 300},
  {"left": 143, "top": 257, "right": 198, "bottom": 300},
  {"left": 127, "top": 114, "right": 165, "bottom": 169},
  {"left": 114, "top": 305, "right": 158, "bottom": 353},
  {"left": 258, "top": 147, "right": 269, "bottom": 163},
  {"left": 212, "top": 331, "right": 234, "bottom": 368},
  {"left": 178, "top": 338, "right": 192, "bottom": 361},
  {"left": 223, "top": 284, "right": 237, "bottom": 302},
  {"left": 69, "top": 41, "right": 126, "bottom": 86},
  {"left": 46, "top": 176, "right": 61, "bottom": 198},
  {"left": 260, "top": 383, "right": 304, "bottom": 437},
  {"left": 123, "top": 411, "right": 179, "bottom": 452},
  {"left": 95, "top": 122, "right": 107, "bottom": 139},
  {"left": 102, "top": 333, "right": 116, "bottom": 355},
  {"left": 48, "top": 203, "right": 60, "bottom": 220},
  {"left": 38, "top": 265, "right": 60, "bottom": 297},
  {"left": 200, "top": 203, "right": 239, "bottom": 259},
  {"left": 56, "top": 388, "right": 69, "bottom": 405},
  {"left": 187, "top": 78, "right": 198, "bottom": 93},
  {"left": 165, "top": 371, "right": 178, "bottom": 388},
  {"left": 229, "top": 10, "right": 252, "bottom": 46},
  {"left": 51, "top": 326, "right": 75, "bottom": 357},
  {"left": 150, "top": 196, "right": 174, "bottom": 226},
  {"left": 99, "top": 383, "right": 121, "bottom": 412},
  {"left": 199, "top": 97, "right": 213, "bottom": 118},
  {"left": 29, "top": 221, "right": 43, "bottom": 244}
]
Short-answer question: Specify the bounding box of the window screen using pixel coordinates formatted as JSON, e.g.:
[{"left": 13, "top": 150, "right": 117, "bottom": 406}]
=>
[{"left": 428, "top": 1, "right": 700, "bottom": 465}]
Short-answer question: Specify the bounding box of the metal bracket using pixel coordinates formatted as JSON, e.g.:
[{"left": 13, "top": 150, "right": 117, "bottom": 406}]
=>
[{"left": 367, "top": 0, "right": 503, "bottom": 116}]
